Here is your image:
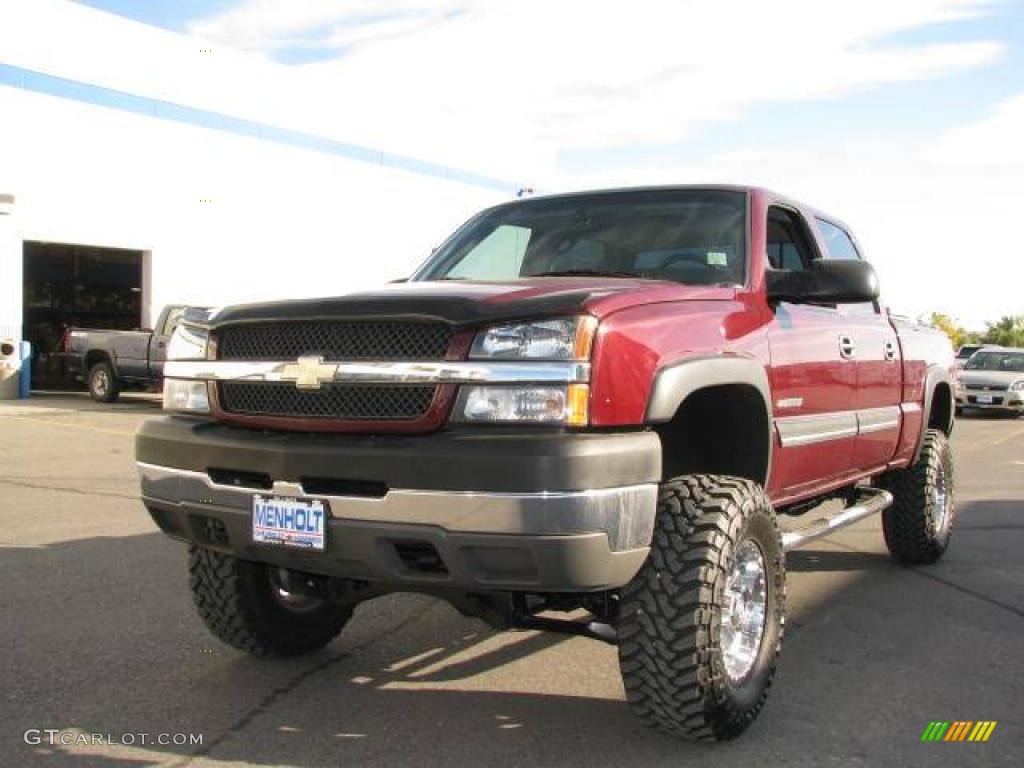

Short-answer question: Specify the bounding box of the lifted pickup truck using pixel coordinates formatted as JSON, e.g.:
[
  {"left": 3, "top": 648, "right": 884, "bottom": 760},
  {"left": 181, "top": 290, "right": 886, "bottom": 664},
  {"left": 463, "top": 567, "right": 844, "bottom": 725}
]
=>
[
  {"left": 68, "top": 305, "right": 201, "bottom": 402},
  {"left": 136, "top": 186, "right": 956, "bottom": 740}
]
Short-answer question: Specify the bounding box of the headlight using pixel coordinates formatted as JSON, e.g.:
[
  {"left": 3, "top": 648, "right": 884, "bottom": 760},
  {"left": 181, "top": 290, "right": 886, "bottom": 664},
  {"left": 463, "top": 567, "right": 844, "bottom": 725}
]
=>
[
  {"left": 167, "top": 324, "right": 209, "bottom": 360},
  {"left": 470, "top": 317, "right": 596, "bottom": 360},
  {"left": 1010, "top": 380, "right": 1024, "bottom": 392},
  {"left": 163, "top": 379, "right": 211, "bottom": 413},
  {"left": 454, "top": 384, "right": 589, "bottom": 426}
]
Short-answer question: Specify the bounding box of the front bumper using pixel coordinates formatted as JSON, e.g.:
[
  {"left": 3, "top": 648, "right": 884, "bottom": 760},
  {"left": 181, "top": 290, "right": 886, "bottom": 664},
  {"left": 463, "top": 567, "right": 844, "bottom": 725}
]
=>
[
  {"left": 136, "top": 417, "right": 661, "bottom": 592},
  {"left": 956, "top": 390, "right": 1024, "bottom": 412}
]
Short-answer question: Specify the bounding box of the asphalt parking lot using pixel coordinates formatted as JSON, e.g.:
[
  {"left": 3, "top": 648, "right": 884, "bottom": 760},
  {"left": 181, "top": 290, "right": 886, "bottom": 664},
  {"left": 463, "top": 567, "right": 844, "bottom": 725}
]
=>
[{"left": 1, "top": 393, "right": 1022, "bottom": 768}]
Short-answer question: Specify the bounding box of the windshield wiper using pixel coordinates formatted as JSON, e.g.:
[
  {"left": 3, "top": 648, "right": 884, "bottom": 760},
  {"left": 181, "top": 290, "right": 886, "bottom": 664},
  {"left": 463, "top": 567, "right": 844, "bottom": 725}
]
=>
[{"left": 528, "top": 269, "right": 646, "bottom": 279}]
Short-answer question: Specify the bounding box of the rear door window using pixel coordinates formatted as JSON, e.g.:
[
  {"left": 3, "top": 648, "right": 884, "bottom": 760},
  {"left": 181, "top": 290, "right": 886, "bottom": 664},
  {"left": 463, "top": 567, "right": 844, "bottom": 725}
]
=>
[
  {"left": 816, "top": 218, "right": 861, "bottom": 261},
  {"left": 815, "top": 218, "right": 877, "bottom": 315}
]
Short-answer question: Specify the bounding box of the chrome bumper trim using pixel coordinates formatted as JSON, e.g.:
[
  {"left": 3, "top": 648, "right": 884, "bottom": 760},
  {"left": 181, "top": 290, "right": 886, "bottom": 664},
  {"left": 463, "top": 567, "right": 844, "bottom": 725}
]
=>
[
  {"left": 163, "top": 359, "right": 590, "bottom": 385},
  {"left": 137, "top": 462, "right": 658, "bottom": 551}
]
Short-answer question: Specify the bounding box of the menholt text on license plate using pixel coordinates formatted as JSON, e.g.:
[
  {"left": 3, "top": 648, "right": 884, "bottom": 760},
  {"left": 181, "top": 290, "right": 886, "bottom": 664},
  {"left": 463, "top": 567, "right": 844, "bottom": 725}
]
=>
[{"left": 252, "top": 496, "right": 327, "bottom": 551}]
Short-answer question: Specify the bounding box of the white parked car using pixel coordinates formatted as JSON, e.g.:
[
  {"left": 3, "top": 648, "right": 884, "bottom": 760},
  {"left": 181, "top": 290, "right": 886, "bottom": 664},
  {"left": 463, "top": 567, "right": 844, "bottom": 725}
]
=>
[{"left": 955, "top": 347, "right": 1024, "bottom": 416}]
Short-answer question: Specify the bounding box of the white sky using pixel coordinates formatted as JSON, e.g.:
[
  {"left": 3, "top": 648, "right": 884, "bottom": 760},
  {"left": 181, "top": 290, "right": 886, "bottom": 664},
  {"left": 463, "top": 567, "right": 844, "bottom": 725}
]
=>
[{"left": 79, "top": 0, "right": 1024, "bottom": 330}]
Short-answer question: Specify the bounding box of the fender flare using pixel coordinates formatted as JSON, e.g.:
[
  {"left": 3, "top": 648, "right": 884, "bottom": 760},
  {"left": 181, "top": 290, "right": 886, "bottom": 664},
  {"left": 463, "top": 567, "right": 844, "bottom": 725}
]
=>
[
  {"left": 645, "top": 355, "right": 774, "bottom": 486},
  {"left": 85, "top": 349, "right": 118, "bottom": 378},
  {"left": 914, "top": 364, "right": 954, "bottom": 462}
]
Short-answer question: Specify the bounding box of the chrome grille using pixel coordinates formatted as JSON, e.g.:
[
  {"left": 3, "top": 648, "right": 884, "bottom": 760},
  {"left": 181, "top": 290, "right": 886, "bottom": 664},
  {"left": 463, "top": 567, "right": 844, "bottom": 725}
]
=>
[
  {"left": 218, "top": 321, "right": 452, "bottom": 361},
  {"left": 219, "top": 382, "right": 436, "bottom": 421}
]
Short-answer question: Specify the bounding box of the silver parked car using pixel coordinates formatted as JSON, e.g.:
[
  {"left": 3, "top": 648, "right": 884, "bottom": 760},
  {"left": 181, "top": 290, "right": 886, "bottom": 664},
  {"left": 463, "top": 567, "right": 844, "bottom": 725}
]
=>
[
  {"left": 955, "top": 347, "right": 1024, "bottom": 416},
  {"left": 953, "top": 343, "right": 996, "bottom": 371}
]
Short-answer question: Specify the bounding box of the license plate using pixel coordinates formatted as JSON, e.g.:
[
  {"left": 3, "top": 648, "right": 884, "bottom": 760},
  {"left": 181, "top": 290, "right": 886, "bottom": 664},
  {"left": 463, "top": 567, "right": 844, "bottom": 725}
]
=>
[
  {"left": 252, "top": 496, "right": 327, "bottom": 551},
  {"left": 976, "top": 395, "right": 993, "bottom": 404}
]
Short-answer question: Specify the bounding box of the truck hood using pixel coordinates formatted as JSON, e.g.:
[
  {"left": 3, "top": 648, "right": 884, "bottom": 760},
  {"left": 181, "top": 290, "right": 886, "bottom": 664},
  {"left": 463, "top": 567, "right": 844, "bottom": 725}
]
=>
[{"left": 208, "top": 278, "right": 737, "bottom": 328}]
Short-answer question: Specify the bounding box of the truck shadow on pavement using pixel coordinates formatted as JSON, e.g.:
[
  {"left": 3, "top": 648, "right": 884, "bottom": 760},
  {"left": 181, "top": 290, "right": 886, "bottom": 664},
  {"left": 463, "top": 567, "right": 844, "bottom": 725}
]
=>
[
  {"left": 785, "top": 549, "right": 891, "bottom": 572},
  {"left": 5, "top": 498, "right": 1023, "bottom": 768}
]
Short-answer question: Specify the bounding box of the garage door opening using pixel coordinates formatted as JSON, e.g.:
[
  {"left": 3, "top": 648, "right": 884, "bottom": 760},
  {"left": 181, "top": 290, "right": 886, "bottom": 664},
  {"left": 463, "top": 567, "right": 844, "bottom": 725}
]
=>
[{"left": 22, "top": 241, "right": 145, "bottom": 388}]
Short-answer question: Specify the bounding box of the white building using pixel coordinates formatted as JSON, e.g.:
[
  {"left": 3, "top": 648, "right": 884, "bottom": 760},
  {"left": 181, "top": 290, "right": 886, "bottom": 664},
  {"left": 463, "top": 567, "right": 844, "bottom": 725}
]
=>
[{"left": 0, "top": 0, "right": 520, "bottom": 384}]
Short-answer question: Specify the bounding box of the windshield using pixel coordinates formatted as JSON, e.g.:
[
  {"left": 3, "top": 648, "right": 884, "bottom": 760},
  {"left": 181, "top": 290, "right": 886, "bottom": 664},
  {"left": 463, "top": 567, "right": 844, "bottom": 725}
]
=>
[
  {"left": 965, "top": 351, "right": 1024, "bottom": 372},
  {"left": 415, "top": 189, "right": 747, "bottom": 286},
  {"left": 956, "top": 345, "right": 982, "bottom": 360}
]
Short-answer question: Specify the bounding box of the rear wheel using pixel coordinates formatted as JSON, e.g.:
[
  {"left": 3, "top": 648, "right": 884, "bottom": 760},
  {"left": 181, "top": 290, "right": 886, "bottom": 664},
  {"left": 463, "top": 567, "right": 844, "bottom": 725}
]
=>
[
  {"left": 87, "top": 361, "right": 120, "bottom": 403},
  {"left": 879, "top": 429, "right": 954, "bottom": 564},
  {"left": 189, "top": 546, "right": 352, "bottom": 656},
  {"left": 617, "top": 475, "right": 785, "bottom": 741}
]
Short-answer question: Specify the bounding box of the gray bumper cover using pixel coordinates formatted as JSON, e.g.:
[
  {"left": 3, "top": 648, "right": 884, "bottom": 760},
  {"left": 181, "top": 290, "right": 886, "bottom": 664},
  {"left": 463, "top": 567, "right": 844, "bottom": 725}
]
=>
[{"left": 136, "top": 419, "right": 661, "bottom": 592}]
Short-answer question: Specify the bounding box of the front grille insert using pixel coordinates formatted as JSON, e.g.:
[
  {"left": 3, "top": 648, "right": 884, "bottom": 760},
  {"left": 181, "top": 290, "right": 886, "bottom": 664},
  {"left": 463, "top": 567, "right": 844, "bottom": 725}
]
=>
[
  {"left": 219, "top": 382, "right": 436, "bottom": 421},
  {"left": 218, "top": 321, "right": 453, "bottom": 361}
]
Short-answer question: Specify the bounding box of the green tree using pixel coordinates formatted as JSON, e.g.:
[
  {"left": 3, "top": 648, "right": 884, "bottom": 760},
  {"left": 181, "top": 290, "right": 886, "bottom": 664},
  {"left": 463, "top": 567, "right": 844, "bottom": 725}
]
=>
[
  {"left": 926, "top": 312, "right": 967, "bottom": 348},
  {"left": 981, "top": 315, "right": 1024, "bottom": 348}
]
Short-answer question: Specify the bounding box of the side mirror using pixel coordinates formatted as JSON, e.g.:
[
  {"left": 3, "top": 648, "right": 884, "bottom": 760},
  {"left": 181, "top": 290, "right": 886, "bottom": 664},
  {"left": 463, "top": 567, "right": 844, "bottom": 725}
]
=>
[{"left": 766, "top": 259, "right": 879, "bottom": 304}]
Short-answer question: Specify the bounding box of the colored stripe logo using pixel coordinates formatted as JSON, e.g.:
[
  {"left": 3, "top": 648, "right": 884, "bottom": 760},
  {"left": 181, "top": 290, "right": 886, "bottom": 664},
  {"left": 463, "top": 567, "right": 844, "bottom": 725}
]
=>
[{"left": 921, "top": 721, "right": 997, "bottom": 742}]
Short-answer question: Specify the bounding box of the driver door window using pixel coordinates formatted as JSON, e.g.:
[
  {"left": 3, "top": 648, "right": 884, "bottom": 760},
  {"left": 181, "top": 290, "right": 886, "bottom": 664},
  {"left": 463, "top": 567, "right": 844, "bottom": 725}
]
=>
[{"left": 766, "top": 208, "right": 815, "bottom": 271}]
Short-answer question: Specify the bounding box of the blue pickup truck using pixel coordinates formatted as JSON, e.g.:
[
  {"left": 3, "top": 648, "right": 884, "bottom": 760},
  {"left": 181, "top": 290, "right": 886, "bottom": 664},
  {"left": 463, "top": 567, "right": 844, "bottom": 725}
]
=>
[{"left": 67, "top": 304, "right": 204, "bottom": 402}]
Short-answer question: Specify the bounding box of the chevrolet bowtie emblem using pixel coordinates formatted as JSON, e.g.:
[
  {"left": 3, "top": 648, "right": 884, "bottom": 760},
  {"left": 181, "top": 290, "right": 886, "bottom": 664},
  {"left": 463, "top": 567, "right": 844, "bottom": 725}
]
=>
[{"left": 280, "top": 356, "right": 338, "bottom": 390}]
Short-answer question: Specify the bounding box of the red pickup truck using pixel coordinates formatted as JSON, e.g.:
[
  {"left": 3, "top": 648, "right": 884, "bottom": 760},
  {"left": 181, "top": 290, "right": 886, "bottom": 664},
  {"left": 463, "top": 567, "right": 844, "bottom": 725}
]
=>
[{"left": 136, "top": 186, "right": 956, "bottom": 740}]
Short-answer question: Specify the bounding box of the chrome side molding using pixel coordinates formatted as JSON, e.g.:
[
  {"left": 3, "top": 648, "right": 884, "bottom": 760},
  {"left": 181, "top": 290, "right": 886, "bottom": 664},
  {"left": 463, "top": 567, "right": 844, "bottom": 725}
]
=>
[
  {"left": 776, "top": 405, "right": 902, "bottom": 447},
  {"left": 776, "top": 411, "right": 858, "bottom": 448}
]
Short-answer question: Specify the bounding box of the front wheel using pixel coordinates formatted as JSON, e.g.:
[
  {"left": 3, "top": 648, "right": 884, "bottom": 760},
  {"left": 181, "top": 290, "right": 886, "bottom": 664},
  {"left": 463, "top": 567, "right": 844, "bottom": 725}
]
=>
[
  {"left": 189, "top": 546, "right": 353, "bottom": 656},
  {"left": 617, "top": 475, "right": 785, "bottom": 741}
]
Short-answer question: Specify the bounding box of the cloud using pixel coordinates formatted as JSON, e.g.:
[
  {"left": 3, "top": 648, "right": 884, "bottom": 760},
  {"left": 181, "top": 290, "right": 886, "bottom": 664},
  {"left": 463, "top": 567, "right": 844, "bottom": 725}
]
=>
[
  {"left": 925, "top": 93, "right": 1024, "bottom": 165},
  {"left": 186, "top": 0, "right": 1003, "bottom": 176},
  {"left": 188, "top": 0, "right": 464, "bottom": 58}
]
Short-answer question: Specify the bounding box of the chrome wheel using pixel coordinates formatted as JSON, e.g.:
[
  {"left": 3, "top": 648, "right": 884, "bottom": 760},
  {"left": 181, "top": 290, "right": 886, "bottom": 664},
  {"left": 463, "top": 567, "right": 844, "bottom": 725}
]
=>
[
  {"left": 721, "top": 539, "right": 768, "bottom": 682},
  {"left": 93, "top": 370, "right": 109, "bottom": 397},
  {"left": 931, "top": 462, "right": 952, "bottom": 534}
]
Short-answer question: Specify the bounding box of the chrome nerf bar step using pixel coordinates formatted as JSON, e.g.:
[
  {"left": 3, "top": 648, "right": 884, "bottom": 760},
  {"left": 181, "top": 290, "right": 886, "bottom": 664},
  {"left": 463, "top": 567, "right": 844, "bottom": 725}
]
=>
[{"left": 781, "top": 487, "right": 894, "bottom": 551}]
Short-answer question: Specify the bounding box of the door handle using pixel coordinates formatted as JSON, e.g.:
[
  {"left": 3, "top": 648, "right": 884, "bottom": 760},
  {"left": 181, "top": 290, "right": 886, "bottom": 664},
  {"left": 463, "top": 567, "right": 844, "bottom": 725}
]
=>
[
  {"left": 884, "top": 341, "right": 897, "bottom": 361},
  {"left": 838, "top": 335, "right": 856, "bottom": 359}
]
